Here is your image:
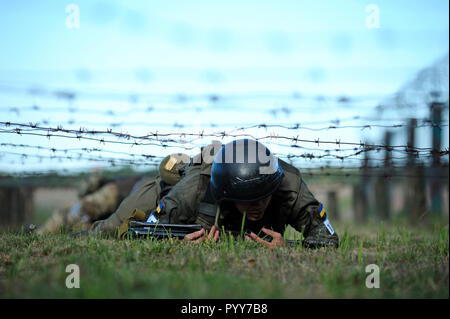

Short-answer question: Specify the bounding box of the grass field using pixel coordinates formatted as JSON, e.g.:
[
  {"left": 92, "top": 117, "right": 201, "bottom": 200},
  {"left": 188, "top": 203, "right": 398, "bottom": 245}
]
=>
[{"left": 0, "top": 221, "right": 448, "bottom": 299}]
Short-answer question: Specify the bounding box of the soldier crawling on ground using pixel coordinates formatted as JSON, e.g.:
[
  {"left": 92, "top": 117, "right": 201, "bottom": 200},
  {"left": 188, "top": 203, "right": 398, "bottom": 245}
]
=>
[
  {"left": 88, "top": 139, "right": 339, "bottom": 249},
  {"left": 37, "top": 154, "right": 190, "bottom": 234}
]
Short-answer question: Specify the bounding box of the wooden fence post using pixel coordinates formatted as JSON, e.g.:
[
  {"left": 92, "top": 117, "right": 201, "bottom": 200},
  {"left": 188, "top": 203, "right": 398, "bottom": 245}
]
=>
[
  {"left": 353, "top": 141, "right": 371, "bottom": 223},
  {"left": 404, "top": 119, "right": 427, "bottom": 224},
  {"left": 430, "top": 102, "right": 443, "bottom": 217},
  {"left": 362, "top": 143, "right": 371, "bottom": 220},
  {"left": 0, "top": 185, "right": 34, "bottom": 230},
  {"left": 353, "top": 184, "right": 365, "bottom": 223},
  {"left": 375, "top": 131, "right": 392, "bottom": 221}
]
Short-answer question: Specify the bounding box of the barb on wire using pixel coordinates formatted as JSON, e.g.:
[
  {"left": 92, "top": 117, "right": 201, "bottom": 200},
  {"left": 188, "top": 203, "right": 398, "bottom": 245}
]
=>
[
  {"left": 0, "top": 142, "right": 164, "bottom": 159},
  {"left": 7, "top": 116, "right": 446, "bottom": 130},
  {"left": 3, "top": 141, "right": 447, "bottom": 165},
  {"left": 1, "top": 121, "right": 448, "bottom": 154},
  {"left": 1, "top": 102, "right": 449, "bottom": 119},
  {"left": 1, "top": 151, "right": 160, "bottom": 166},
  {"left": 2, "top": 163, "right": 448, "bottom": 180}
]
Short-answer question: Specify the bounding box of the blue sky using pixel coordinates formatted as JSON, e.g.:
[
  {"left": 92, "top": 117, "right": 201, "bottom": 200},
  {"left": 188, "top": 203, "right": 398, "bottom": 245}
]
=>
[{"left": 0, "top": 0, "right": 448, "bottom": 173}]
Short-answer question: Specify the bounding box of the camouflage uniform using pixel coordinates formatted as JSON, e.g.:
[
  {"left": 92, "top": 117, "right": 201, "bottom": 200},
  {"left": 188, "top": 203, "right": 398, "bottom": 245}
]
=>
[
  {"left": 85, "top": 145, "right": 338, "bottom": 247},
  {"left": 89, "top": 176, "right": 162, "bottom": 235},
  {"left": 154, "top": 154, "right": 339, "bottom": 247},
  {"left": 89, "top": 154, "right": 190, "bottom": 236},
  {"left": 88, "top": 145, "right": 336, "bottom": 246},
  {"left": 37, "top": 175, "right": 142, "bottom": 234}
]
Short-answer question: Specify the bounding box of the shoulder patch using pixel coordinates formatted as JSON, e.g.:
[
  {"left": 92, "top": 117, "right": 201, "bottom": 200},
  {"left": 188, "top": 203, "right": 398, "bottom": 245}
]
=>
[
  {"left": 318, "top": 204, "right": 327, "bottom": 219},
  {"left": 156, "top": 201, "right": 164, "bottom": 214}
]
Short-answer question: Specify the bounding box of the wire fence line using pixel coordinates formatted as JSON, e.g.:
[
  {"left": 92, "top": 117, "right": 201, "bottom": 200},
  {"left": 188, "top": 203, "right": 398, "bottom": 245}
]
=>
[
  {"left": 0, "top": 140, "right": 448, "bottom": 177},
  {"left": 0, "top": 84, "right": 447, "bottom": 115},
  {"left": 0, "top": 143, "right": 165, "bottom": 158},
  {"left": 1, "top": 101, "right": 446, "bottom": 115},
  {"left": 0, "top": 82, "right": 448, "bottom": 178},
  {"left": 0, "top": 151, "right": 159, "bottom": 166},
  {"left": 0, "top": 120, "right": 448, "bottom": 175},
  {"left": 1, "top": 115, "right": 446, "bottom": 129},
  {"left": 0, "top": 83, "right": 407, "bottom": 104},
  {"left": 4, "top": 120, "right": 446, "bottom": 133},
  {"left": 1, "top": 113, "right": 448, "bottom": 130},
  {"left": 1, "top": 121, "right": 448, "bottom": 152},
  {"left": 1, "top": 83, "right": 447, "bottom": 124},
  {"left": 1, "top": 142, "right": 447, "bottom": 163}
]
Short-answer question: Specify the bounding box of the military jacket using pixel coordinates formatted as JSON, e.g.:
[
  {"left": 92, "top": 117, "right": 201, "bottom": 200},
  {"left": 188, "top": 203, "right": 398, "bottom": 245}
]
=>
[{"left": 156, "top": 157, "right": 339, "bottom": 247}]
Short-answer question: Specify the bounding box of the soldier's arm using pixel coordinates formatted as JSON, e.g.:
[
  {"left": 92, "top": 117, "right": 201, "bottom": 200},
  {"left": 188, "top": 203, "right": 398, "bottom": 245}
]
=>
[
  {"left": 156, "top": 166, "right": 206, "bottom": 225},
  {"left": 90, "top": 177, "right": 160, "bottom": 236},
  {"left": 288, "top": 179, "right": 339, "bottom": 248}
]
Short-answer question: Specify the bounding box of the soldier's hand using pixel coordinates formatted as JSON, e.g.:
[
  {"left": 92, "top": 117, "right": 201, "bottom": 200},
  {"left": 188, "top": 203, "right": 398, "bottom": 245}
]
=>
[
  {"left": 245, "top": 227, "right": 285, "bottom": 248},
  {"left": 184, "top": 228, "right": 206, "bottom": 242},
  {"left": 184, "top": 226, "right": 219, "bottom": 243},
  {"left": 207, "top": 225, "right": 220, "bottom": 242}
]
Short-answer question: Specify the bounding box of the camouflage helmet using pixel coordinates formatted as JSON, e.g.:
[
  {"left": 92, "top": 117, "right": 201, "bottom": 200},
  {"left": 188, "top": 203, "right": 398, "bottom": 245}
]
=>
[
  {"left": 210, "top": 139, "right": 284, "bottom": 203},
  {"left": 159, "top": 153, "right": 190, "bottom": 186},
  {"left": 77, "top": 174, "right": 102, "bottom": 197}
]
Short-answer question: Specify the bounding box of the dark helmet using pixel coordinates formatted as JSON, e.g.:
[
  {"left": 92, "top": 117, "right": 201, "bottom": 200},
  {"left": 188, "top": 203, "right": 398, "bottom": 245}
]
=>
[{"left": 210, "top": 139, "right": 284, "bottom": 203}]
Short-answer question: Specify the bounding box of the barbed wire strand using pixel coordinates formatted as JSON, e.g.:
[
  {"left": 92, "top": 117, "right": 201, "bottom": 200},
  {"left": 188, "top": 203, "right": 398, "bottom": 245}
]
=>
[{"left": 1, "top": 122, "right": 448, "bottom": 154}]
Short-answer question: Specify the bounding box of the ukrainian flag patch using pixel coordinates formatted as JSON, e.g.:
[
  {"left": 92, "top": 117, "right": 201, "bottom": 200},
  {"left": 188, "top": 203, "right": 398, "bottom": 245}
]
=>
[
  {"left": 318, "top": 204, "right": 326, "bottom": 219},
  {"left": 156, "top": 201, "right": 164, "bottom": 214}
]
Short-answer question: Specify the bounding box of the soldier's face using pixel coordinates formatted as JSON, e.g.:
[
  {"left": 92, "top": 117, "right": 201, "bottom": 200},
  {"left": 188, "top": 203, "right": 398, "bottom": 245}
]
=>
[{"left": 234, "top": 195, "right": 272, "bottom": 221}]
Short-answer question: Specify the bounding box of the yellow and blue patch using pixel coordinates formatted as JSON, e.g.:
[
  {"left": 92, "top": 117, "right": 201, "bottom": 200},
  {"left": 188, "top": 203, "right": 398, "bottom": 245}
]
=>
[
  {"left": 146, "top": 201, "right": 164, "bottom": 223},
  {"left": 318, "top": 204, "right": 326, "bottom": 219},
  {"left": 156, "top": 201, "right": 164, "bottom": 214},
  {"left": 317, "top": 204, "right": 334, "bottom": 234}
]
